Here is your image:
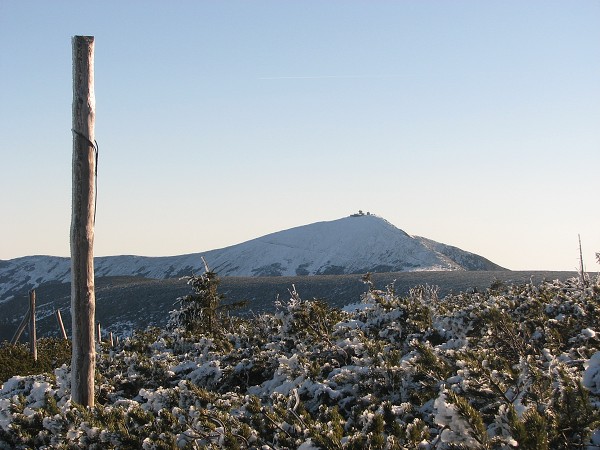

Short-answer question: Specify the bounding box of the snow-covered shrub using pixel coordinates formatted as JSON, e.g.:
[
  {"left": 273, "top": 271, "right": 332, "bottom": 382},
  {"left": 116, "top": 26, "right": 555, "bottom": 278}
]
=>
[
  {"left": 584, "top": 352, "right": 600, "bottom": 394},
  {"left": 1, "top": 274, "right": 600, "bottom": 449},
  {"left": 168, "top": 263, "right": 246, "bottom": 352}
]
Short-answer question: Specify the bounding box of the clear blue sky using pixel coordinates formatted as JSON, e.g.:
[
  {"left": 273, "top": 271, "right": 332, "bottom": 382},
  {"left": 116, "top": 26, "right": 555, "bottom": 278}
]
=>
[{"left": 1, "top": 1, "right": 599, "bottom": 271}]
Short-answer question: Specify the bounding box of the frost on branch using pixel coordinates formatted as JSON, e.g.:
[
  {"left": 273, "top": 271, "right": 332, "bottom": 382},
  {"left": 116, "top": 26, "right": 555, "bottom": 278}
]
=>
[
  {"left": 434, "top": 389, "right": 489, "bottom": 447},
  {"left": 583, "top": 352, "right": 600, "bottom": 394}
]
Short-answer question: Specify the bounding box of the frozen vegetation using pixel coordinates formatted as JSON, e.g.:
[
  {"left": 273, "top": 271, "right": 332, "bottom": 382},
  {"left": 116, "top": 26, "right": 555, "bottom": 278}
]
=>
[{"left": 1, "top": 267, "right": 600, "bottom": 449}]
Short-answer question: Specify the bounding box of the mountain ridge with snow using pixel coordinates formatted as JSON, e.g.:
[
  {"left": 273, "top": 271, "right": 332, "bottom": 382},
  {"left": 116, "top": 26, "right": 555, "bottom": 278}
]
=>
[{"left": 0, "top": 214, "right": 505, "bottom": 302}]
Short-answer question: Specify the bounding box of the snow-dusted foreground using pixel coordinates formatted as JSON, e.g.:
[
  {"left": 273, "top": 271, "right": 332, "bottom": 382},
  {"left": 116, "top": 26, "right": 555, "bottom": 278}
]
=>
[{"left": 1, "top": 276, "right": 599, "bottom": 449}]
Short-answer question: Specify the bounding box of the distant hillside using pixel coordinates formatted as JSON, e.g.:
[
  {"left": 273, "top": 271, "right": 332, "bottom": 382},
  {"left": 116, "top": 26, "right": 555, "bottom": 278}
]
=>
[
  {"left": 0, "top": 215, "right": 505, "bottom": 303},
  {"left": 0, "top": 270, "right": 577, "bottom": 342}
]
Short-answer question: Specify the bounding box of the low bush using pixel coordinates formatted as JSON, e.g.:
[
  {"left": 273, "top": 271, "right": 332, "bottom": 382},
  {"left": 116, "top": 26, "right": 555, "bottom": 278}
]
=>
[
  {"left": 0, "top": 338, "right": 71, "bottom": 385},
  {"left": 1, "top": 269, "right": 599, "bottom": 449}
]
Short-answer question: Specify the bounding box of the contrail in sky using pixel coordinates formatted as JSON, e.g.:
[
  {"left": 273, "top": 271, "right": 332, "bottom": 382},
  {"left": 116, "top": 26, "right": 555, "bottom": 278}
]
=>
[{"left": 258, "top": 75, "right": 399, "bottom": 80}]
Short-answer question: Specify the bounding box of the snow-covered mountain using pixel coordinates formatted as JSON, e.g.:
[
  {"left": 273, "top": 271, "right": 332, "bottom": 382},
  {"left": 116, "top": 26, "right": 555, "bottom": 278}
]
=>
[
  {"left": 0, "top": 214, "right": 504, "bottom": 302},
  {"left": 202, "top": 215, "right": 504, "bottom": 276}
]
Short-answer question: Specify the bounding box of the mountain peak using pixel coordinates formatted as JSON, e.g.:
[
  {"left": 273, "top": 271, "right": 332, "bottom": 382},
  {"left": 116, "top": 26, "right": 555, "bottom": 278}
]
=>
[{"left": 202, "top": 215, "right": 504, "bottom": 276}]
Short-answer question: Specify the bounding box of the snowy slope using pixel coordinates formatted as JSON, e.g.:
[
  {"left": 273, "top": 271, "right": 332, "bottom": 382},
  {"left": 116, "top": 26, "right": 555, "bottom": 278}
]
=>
[
  {"left": 0, "top": 254, "right": 203, "bottom": 303},
  {"left": 0, "top": 215, "right": 505, "bottom": 302},
  {"left": 414, "top": 236, "right": 503, "bottom": 272},
  {"left": 203, "top": 215, "right": 466, "bottom": 276}
]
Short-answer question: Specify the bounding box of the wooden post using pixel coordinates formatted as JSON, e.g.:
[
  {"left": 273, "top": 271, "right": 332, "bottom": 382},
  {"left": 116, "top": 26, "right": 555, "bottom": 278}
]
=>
[
  {"left": 109, "top": 332, "right": 114, "bottom": 347},
  {"left": 56, "top": 309, "right": 68, "bottom": 340},
  {"left": 71, "top": 35, "right": 96, "bottom": 407},
  {"left": 11, "top": 308, "right": 30, "bottom": 345},
  {"left": 97, "top": 323, "right": 101, "bottom": 343},
  {"left": 579, "top": 234, "right": 588, "bottom": 287},
  {"left": 29, "top": 290, "right": 37, "bottom": 361}
]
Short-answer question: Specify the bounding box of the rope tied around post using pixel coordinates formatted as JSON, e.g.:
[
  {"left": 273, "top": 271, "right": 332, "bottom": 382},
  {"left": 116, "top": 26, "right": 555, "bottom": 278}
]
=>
[{"left": 71, "top": 128, "right": 98, "bottom": 224}]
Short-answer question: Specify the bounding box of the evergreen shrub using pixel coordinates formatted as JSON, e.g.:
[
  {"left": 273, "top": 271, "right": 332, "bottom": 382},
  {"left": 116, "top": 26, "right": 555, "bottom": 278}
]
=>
[
  {"left": 1, "top": 265, "right": 600, "bottom": 449},
  {"left": 0, "top": 338, "right": 71, "bottom": 384}
]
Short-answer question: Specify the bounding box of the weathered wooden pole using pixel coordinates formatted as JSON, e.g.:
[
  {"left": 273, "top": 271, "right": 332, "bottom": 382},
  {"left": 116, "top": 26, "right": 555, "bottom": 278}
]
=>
[
  {"left": 29, "top": 290, "right": 37, "bottom": 361},
  {"left": 71, "top": 35, "right": 96, "bottom": 407},
  {"left": 56, "top": 309, "right": 68, "bottom": 340},
  {"left": 579, "top": 234, "right": 588, "bottom": 286},
  {"left": 11, "top": 308, "right": 30, "bottom": 345}
]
